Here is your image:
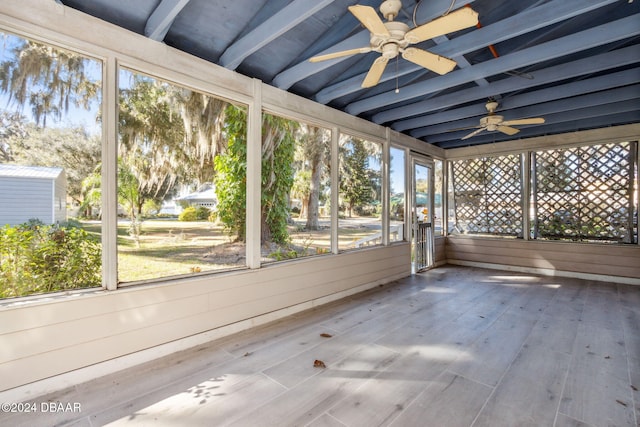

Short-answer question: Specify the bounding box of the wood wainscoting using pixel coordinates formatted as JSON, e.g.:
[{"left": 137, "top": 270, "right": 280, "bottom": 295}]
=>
[{"left": 446, "top": 236, "right": 640, "bottom": 284}]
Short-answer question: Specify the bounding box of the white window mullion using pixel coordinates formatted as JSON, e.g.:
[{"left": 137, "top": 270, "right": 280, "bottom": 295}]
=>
[
  {"left": 635, "top": 141, "right": 639, "bottom": 246},
  {"left": 382, "top": 128, "right": 390, "bottom": 245},
  {"left": 522, "top": 152, "right": 531, "bottom": 241},
  {"left": 246, "top": 78, "right": 262, "bottom": 268},
  {"left": 331, "top": 127, "right": 339, "bottom": 254},
  {"left": 442, "top": 159, "right": 449, "bottom": 237},
  {"left": 102, "top": 56, "right": 118, "bottom": 290}
]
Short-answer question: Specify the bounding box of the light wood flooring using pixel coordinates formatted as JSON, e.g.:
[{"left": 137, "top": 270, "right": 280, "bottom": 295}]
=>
[{"left": 3, "top": 265, "right": 639, "bottom": 427}]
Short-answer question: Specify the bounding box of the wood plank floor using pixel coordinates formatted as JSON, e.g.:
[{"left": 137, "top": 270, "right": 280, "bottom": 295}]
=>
[{"left": 3, "top": 265, "right": 639, "bottom": 427}]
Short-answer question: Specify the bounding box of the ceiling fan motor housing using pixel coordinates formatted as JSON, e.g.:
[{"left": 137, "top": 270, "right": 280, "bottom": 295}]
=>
[
  {"left": 370, "top": 21, "right": 410, "bottom": 56},
  {"left": 485, "top": 101, "right": 499, "bottom": 113},
  {"left": 480, "top": 114, "right": 504, "bottom": 131}
]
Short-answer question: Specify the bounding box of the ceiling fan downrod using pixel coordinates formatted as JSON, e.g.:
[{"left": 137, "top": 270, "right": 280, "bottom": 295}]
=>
[{"left": 379, "top": 0, "right": 402, "bottom": 21}]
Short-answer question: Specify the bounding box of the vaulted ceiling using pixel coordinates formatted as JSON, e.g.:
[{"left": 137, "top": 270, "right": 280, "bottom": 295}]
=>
[{"left": 60, "top": 0, "right": 640, "bottom": 149}]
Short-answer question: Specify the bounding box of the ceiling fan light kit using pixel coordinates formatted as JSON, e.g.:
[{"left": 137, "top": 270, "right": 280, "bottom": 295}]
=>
[{"left": 309, "top": 0, "right": 478, "bottom": 88}]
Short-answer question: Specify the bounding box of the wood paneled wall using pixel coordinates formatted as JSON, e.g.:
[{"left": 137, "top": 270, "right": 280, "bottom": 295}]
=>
[
  {"left": 435, "top": 237, "right": 446, "bottom": 264},
  {"left": 446, "top": 236, "right": 640, "bottom": 284},
  {"left": 0, "top": 245, "right": 410, "bottom": 393}
]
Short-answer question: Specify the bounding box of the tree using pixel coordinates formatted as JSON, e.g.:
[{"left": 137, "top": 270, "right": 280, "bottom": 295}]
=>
[
  {"left": 0, "top": 36, "right": 100, "bottom": 127},
  {"left": 80, "top": 160, "right": 144, "bottom": 245},
  {"left": 117, "top": 72, "right": 235, "bottom": 210},
  {"left": 0, "top": 110, "right": 28, "bottom": 162},
  {"left": 340, "top": 138, "right": 374, "bottom": 217},
  {"left": 117, "top": 160, "right": 144, "bottom": 246},
  {"left": 295, "top": 125, "right": 330, "bottom": 230},
  {"left": 168, "top": 87, "right": 229, "bottom": 184},
  {"left": 118, "top": 75, "right": 187, "bottom": 204},
  {"left": 291, "top": 169, "right": 311, "bottom": 219},
  {"left": 80, "top": 166, "right": 101, "bottom": 218}
]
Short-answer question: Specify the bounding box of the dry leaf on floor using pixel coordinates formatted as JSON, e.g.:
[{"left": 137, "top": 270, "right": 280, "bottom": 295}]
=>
[{"left": 313, "top": 359, "right": 327, "bottom": 368}]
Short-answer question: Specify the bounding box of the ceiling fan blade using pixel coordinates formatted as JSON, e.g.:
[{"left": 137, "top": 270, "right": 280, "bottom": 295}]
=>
[
  {"left": 349, "top": 5, "right": 390, "bottom": 38},
  {"left": 362, "top": 56, "right": 389, "bottom": 88},
  {"left": 461, "top": 127, "right": 486, "bottom": 140},
  {"left": 309, "top": 47, "right": 372, "bottom": 62},
  {"left": 497, "top": 125, "right": 520, "bottom": 136},
  {"left": 404, "top": 7, "right": 479, "bottom": 44},
  {"left": 448, "top": 125, "right": 481, "bottom": 132},
  {"left": 501, "top": 117, "right": 545, "bottom": 126},
  {"left": 402, "top": 47, "right": 457, "bottom": 75}
]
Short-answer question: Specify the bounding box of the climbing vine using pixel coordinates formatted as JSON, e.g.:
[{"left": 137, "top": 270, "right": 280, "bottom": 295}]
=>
[{"left": 213, "top": 107, "right": 297, "bottom": 245}]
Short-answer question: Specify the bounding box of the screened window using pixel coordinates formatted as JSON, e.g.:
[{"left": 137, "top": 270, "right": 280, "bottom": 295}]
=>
[
  {"left": 261, "top": 113, "right": 331, "bottom": 263},
  {"left": 117, "top": 68, "right": 247, "bottom": 283},
  {"left": 533, "top": 142, "right": 638, "bottom": 243},
  {"left": 389, "top": 146, "right": 406, "bottom": 242},
  {"left": 450, "top": 155, "right": 523, "bottom": 237},
  {"left": 338, "top": 134, "right": 383, "bottom": 250},
  {"left": 434, "top": 159, "right": 444, "bottom": 236},
  {"left": 0, "top": 31, "right": 102, "bottom": 298}
]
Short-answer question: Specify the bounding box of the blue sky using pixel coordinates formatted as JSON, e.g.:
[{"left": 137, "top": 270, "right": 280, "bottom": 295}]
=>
[{"left": 390, "top": 146, "right": 405, "bottom": 195}]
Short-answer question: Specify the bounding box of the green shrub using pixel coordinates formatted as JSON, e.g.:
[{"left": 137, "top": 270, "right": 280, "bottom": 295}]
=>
[
  {"left": 268, "top": 248, "right": 298, "bottom": 261},
  {"left": 0, "top": 221, "right": 102, "bottom": 299},
  {"left": 195, "top": 206, "right": 210, "bottom": 220},
  {"left": 178, "top": 206, "right": 210, "bottom": 221},
  {"left": 178, "top": 206, "right": 197, "bottom": 221}
]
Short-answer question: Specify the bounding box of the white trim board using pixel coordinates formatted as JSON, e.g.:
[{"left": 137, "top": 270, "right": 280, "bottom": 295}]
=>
[{"left": 447, "top": 259, "right": 640, "bottom": 286}]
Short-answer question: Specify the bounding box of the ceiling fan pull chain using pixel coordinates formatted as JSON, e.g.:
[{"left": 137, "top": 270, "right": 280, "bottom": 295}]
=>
[{"left": 395, "top": 55, "right": 400, "bottom": 93}]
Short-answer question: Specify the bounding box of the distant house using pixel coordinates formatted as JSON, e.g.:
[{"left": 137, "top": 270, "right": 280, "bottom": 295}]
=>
[
  {"left": 0, "top": 164, "right": 67, "bottom": 226},
  {"left": 175, "top": 183, "right": 216, "bottom": 210}
]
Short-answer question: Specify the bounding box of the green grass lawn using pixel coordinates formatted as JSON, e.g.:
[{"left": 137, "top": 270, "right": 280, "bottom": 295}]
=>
[
  {"left": 80, "top": 216, "right": 382, "bottom": 283},
  {"left": 115, "top": 220, "right": 241, "bottom": 282}
]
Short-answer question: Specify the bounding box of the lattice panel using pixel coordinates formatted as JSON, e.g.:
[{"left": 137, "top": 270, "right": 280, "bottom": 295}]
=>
[
  {"left": 534, "top": 142, "right": 636, "bottom": 243},
  {"left": 451, "top": 155, "right": 522, "bottom": 236},
  {"left": 535, "top": 150, "right": 580, "bottom": 192}
]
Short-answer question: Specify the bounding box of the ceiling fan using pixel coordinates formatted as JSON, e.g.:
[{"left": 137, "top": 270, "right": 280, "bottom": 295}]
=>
[
  {"left": 309, "top": 0, "right": 478, "bottom": 88},
  {"left": 460, "top": 100, "right": 546, "bottom": 140}
]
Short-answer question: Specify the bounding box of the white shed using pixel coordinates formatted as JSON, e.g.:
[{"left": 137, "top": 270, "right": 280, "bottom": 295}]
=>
[{"left": 0, "top": 164, "right": 67, "bottom": 226}]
